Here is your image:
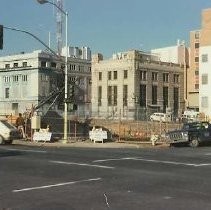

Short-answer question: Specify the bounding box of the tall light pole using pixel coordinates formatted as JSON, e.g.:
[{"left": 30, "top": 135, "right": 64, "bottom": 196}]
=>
[{"left": 37, "top": 0, "right": 68, "bottom": 143}]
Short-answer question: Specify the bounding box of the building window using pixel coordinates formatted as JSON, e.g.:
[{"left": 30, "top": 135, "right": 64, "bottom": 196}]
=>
[
  {"left": 69, "top": 76, "right": 77, "bottom": 82},
  {"left": 107, "top": 86, "right": 112, "bottom": 106},
  {"left": 202, "top": 54, "right": 208, "bottom": 63},
  {"left": 41, "top": 74, "right": 48, "bottom": 81},
  {"left": 13, "top": 75, "right": 19, "bottom": 82},
  {"left": 79, "top": 65, "right": 84, "bottom": 72},
  {"left": 195, "top": 84, "right": 199, "bottom": 90},
  {"left": 201, "top": 96, "right": 208, "bottom": 108},
  {"left": 99, "top": 72, "right": 102, "bottom": 81},
  {"left": 5, "top": 64, "right": 10, "bottom": 69},
  {"left": 70, "top": 64, "right": 76, "bottom": 70},
  {"left": 13, "top": 63, "right": 18, "bottom": 68},
  {"left": 195, "top": 31, "right": 200, "bottom": 39},
  {"left": 5, "top": 88, "right": 9, "bottom": 98},
  {"left": 107, "top": 86, "right": 117, "bottom": 106},
  {"left": 140, "top": 71, "right": 147, "bottom": 81},
  {"left": 4, "top": 76, "right": 10, "bottom": 83},
  {"left": 152, "top": 72, "right": 158, "bottom": 81},
  {"left": 163, "top": 87, "right": 168, "bottom": 112},
  {"left": 195, "top": 57, "right": 199, "bottom": 62},
  {"left": 202, "top": 74, "right": 208, "bottom": 85},
  {"left": 152, "top": 85, "right": 157, "bottom": 104},
  {"left": 113, "top": 71, "right": 118, "bottom": 80},
  {"left": 195, "top": 43, "right": 200, "bottom": 49},
  {"left": 113, "top": 86, "right": 117, "bottom": 105},
  {"left": 140, "top": 84, "right": 146, "bottom": 107},
  {"left": 98, "top": 86, "right": 102, "bottom": 106},
  {"left": 174, "top": 74, "right": 179, "bottom": 83},
  {"left": 51, "top": 62, "right": 57, "bottom": 68},
  {"left": 195, "top": 70, "right": 199, "bottom": 76},
  {"left": 41, "top": 61, "right": 47, "bottom": 68},
  {"left": 163, "top": 73, "right": 169, "bottom": 83},
  {"left": 174, "top": 87, "right": 179, "bottom": 114},
  {"left": 22, "top": 75, "right": 28, "bottom": 82},
  {"left": 108, "top": 71, "right": 112, "bottom": 80},
  {"left": 124, "top": 70, "right": 128, "bottom": 79},
  {"left": 22, "top": 62, "right": 27, "bottom": 67},
  {"left": 123, "top": 85, "right": 128, "bottom": 106}
]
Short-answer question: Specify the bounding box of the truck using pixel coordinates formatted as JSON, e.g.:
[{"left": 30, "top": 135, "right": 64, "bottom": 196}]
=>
[
  {"left": 181, "top": 110, "right": 199, "bottom": 123},
  {"left": 165, "top": 121, "right": 211, "bottom": 147}
]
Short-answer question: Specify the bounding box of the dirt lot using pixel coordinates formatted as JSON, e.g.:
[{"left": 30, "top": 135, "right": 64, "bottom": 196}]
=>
[{"left": 90, "top": 119, "right": 182, "bottom": 141}]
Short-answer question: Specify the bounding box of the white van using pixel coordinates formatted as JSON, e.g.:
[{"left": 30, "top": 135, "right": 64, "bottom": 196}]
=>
[{"left": 150, "top": 113, "right": 171, "bottom": 122}]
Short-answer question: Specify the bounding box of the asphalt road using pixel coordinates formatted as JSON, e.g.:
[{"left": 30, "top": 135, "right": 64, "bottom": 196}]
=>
[{"left": 1, "top": 144, "right": 211, "bottom": 210}]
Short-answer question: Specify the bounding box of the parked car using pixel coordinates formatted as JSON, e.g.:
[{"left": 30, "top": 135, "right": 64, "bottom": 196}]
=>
[
  {"left": 150, "top": 113, "right": 171, "bottom": 122},
  {"left": 165, "top": 121, "right": 211, "bottom": 147},
  {"left": 0, "top": 119, "right": 21, "bottom": 144}
]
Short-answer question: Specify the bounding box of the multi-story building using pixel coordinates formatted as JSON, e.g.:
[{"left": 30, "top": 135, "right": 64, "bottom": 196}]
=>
[
  {"left": 151, "top": 40, "right": 189, "bottom": 108},
  {"left": 0, "top": 50, "right": 91, "bottom": 117},
  {"left": 187, "top": 8, "right": 211, "bottom": 118},
  {"left": 199, "top": 8, "right": 211, "bottom": 118},
  {"left": 91, "top": 50, "right": 185, "bottom": 120},
  {"left": 188, "top": 30, "right": 200, "bottom": 110}
]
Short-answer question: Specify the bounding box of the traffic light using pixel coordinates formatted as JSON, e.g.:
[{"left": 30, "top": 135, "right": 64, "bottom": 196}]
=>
[
  {"left": 0, "top": 25, "right": 3, "bottom": 50},
  {"left": 66, "top": 83, "right": 78, "bottom": 112},
  {"left": 68, "top": 84, "right": 74, "bottom": 101}
]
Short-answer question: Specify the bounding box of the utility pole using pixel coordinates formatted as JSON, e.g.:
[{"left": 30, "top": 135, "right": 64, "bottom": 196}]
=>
[{"left": 37, "top": 0, "right": 69, "bottom": 143}]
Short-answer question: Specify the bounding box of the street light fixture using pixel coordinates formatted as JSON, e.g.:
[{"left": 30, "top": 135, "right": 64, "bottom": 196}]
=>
[
  {"left": 37, "top": 0, "right": 68, "bottom": 143},
  {"left": 37, "top": 0, "right": 48, "bottom": 4}
]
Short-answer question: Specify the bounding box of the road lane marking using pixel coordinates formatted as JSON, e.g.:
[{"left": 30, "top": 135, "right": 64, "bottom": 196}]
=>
[
  {"left": 93, "top": 157, "right": 211, "bottom": 167},
  {"left": 1, "top": 148, "right": 47, "bottom": 153},
  {"left": 50, "top": 160, "right": 115, "bottom": 169},
  {"left": 195, "top": 163, "right": 211, "bottom": 167},
  {"left": 93, "top": 157, "right": 141, "bottom": 163},
  {"left": 13, "top": 177, "right": 101, "bottom": 193},
  {"left": 131, "top": 158, "right": 198, "bottom": 166}
]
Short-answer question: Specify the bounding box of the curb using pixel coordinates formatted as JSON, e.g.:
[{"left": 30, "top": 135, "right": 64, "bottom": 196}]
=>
[{"left": 13, "top": 139, "right": 169, "bottom": 149}]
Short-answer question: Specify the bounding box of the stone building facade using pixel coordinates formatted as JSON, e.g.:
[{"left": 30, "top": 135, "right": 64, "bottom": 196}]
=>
[
  {"left": 0, "top": 50, "right": 91, "bottom": 117},
  {"left": 91, "top": 50, "right": 185, "bottom": 120}
]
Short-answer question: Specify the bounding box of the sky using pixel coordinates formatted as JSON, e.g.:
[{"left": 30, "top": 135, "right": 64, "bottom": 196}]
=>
[{"left": 0, "top": 0, "right": 211, "bottom": 58}]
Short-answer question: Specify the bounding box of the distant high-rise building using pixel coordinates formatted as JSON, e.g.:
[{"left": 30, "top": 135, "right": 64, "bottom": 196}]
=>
[
  {"left": 199, "top": 8, "right": 211, "bottom": 118},
  {"left": 188, "top": 30, "right": 200, "bottom": 110},
  {"left": 62, "top": 46, "right": 91, "bottom": 60},
  {"left": 188, "top": 9, "right": 211, "bottom": 116}
]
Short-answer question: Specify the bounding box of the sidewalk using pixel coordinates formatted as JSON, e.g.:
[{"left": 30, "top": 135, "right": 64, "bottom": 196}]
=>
[{"left": 14, "top": 139, "right": 169, "bottom": 149}]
